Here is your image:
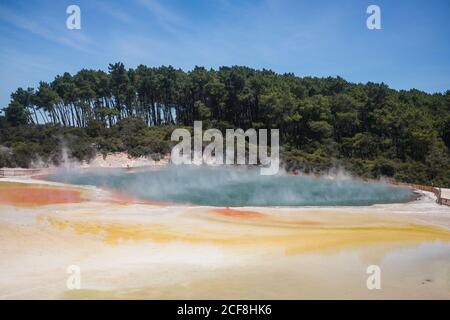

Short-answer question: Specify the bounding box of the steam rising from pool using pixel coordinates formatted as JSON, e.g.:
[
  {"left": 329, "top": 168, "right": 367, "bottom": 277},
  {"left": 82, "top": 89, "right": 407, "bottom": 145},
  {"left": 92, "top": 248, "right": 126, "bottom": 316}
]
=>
[{"left": 46, "top": 166, "right": 414, "bottom": 206}]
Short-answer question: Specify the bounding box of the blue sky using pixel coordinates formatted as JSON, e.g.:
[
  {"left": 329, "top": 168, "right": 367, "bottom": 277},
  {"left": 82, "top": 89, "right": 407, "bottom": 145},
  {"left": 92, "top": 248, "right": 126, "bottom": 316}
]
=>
[{"left": 1, "top": 0, "right": 449, "bottom": 109}]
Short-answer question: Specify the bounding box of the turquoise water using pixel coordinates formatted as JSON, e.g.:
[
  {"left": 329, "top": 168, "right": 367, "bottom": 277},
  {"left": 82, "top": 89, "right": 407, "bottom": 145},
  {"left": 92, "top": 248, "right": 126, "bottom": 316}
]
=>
[{"left": 46, "top": 166, "right": 414, "bottom": 206}]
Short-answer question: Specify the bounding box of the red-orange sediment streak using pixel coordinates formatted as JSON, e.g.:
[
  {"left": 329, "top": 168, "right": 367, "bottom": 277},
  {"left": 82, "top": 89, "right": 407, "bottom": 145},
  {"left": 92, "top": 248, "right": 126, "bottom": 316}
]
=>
[
  {"left": 0, "top": 184, "right": 83, "bottom": 207},
  {"left": 211, "top": 208, "right": 264, "bottom": 219},
  {"left": 210, "top": 208, "right": 320, "bottom": 225}
]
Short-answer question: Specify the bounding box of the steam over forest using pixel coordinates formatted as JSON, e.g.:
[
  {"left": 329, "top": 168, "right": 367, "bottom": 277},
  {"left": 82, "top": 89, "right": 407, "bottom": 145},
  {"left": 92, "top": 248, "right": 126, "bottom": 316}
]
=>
[{"left": 1, "top": 63, "right": 449, "bottom": 186}]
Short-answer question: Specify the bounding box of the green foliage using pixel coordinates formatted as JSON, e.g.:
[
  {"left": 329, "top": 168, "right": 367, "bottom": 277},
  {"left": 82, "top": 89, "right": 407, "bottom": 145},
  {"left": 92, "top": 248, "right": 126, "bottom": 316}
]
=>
[
  {"left": 11, "top": 142, "right": 41, "bottom": 167},
  {"left": 0, "top": 115, "right": 7, "bottom": 129},
  {"left": 0, "top": 124, "right": 95, "bottom": 167},
  {"left": 5, "top": 101, "right": 29, "bottom": 126},
  {"left": 0, "top": 64, "right": 449, "bottom": 186}
]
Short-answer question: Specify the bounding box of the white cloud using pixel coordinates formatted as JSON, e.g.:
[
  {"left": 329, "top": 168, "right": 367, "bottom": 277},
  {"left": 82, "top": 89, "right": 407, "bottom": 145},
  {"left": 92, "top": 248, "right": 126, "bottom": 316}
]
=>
[
  {"left": 136, "top": 0, "right": 187, "bottom": 34},
  {"left": 0, "top": 4, "right": 95, "bottom": 54}
]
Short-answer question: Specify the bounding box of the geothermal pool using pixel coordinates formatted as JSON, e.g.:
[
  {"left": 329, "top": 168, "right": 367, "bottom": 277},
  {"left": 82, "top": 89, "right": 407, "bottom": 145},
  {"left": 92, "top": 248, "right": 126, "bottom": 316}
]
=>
[
  {"left": 2, "top": 169, "right": 450, "bottom": 299},
  {"left": 45, "top": 166, "right": 414, "bottom": 206}
]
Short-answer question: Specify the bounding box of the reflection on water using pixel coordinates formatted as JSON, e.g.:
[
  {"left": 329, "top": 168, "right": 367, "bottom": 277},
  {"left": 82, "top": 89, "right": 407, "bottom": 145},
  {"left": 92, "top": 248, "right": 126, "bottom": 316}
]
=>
[{"left": 46, "top": 166, "right": 414, "bottom": 206}]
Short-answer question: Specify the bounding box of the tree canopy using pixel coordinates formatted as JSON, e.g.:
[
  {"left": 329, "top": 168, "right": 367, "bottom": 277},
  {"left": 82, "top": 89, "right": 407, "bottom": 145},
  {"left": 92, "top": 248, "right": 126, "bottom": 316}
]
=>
[{"left": 1, "top": 63, "right": 449, "bottom": 186}]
